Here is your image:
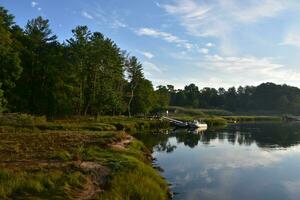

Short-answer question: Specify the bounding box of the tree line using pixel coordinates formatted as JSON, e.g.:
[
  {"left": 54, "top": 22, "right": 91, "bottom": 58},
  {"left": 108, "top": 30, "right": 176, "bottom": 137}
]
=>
[
  {"left": 1, "top": 6, "right": 300, "bottom": 117},
  {"left": 0, "top": 6, "right": 168, "bottom": 118},
  {"left": 157, "top": 83, "right": 300, "bottom": 114}
]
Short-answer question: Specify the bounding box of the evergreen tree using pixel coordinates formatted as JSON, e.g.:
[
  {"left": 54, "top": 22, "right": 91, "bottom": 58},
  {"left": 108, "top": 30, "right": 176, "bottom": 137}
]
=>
[
  {"left": 125, "top": 56, "right": 143, "bottom": 117},
  {"left": 0, "top": 7, "right": 22, "bottom": 108}
]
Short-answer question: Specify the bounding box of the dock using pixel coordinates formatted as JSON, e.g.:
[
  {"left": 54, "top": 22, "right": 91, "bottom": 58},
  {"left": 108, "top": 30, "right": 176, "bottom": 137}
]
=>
[
  {"left": 161, "top": 116, "right": 188, "bottom": 128},
  {"left": 161, "top": 116, "right": 208, "bottom": 129},
  {"left": 283, "top": 115, "right": 300, "bottom": 121}
]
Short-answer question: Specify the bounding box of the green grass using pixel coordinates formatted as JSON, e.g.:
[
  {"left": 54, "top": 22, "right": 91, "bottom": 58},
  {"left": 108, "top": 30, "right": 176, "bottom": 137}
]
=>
[
  {"left": 0, "top": 169, "right": 86, "bottom": 199},
  {"left": 168, "top": 106, "right": 233, "bottom": 116},
  {"left": 167, "top": 106, "right": 281, "bottom": 128},
  {"left": 203, "top": 117, "right": 227, "bottom": 127},
  {"left": 0, "top": 114, "right": 170, "bottom": 199},
  {"left": 223, "top": 116, "right": 281, "bottom": 122},
  {"left": 0, "top": 112, "right": 282, "bottom": 199},
  {"left": 97, "top": 141, "right": 169, "bottom": 200},
  {"left": 0, "top": 114, "right": 168, "bottom": 133}
]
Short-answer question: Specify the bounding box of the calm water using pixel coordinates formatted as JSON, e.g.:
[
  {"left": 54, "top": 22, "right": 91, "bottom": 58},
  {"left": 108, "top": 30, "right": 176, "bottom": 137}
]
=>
[{"left": 137, "top": 122, "right": 300, "bottom": 200}]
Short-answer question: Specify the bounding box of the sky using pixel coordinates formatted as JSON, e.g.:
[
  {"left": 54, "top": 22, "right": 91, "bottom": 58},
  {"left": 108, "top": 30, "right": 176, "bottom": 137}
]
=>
[{"left": 2, "top": 0, "right": 300, "bottom": 89}]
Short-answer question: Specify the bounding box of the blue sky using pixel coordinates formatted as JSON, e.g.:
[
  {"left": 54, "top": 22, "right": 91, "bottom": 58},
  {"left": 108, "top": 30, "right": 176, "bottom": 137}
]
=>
[{"left": 2, "top": 0, "right": 300, "bottom": 89}]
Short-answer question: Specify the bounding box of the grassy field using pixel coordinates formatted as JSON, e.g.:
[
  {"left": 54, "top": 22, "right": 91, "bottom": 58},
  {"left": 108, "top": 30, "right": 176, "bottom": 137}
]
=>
[{"left": 0, "top": 114, "right": 170, "bottom": 200}]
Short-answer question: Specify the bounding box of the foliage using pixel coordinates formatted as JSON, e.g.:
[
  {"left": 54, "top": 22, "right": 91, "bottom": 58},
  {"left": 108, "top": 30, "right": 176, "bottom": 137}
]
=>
[
  {"left": 2, "top": 5, "right": 299, "bottom": 118},
  {"left": 0, "top": 7, "right": 163, "bottom": 118},
  {"left": 0, "top": 7, "right": 22, "bottom": 105},
  {"left": 0, "top": 84, "right": 4, "bottom": 113},
  {"left": 168, "top": 82, "right": 300, "bottom": 115}
]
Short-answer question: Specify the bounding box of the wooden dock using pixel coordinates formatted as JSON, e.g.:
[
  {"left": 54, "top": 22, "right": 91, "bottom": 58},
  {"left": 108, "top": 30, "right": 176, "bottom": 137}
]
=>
[{"left": 161, "top": 116, "right": 188, "bottom": 128}]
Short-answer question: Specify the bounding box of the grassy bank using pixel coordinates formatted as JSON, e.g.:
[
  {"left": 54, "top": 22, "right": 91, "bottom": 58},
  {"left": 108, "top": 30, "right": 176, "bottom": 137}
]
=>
[
  {"left": 168, "top": 106, "right": 233, "bottom": 116},
  {"left": 0, "top": 112, "right": 282, "bottom": 199},
  {"left": 0, "top": 114, "right": 170, "bottom": 199},
  {"left": 167, "top": 106, "right": 282, "bottom": 128},
  {"left": 0, "top": 114, "right": 169, "bottom": 133},
  {"left": 223, "top": 116, "right": 281, "bottom": 123}
]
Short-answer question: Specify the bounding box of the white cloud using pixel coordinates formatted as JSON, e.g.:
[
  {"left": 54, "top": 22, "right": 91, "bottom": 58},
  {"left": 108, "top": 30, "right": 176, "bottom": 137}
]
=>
[
  {"left": 140, "top": 51, "right": 154, "bottom": 59},
  {"left": 201, "top": 54, "right": 300, "bottom": 83},
  {"left": 162, "top": 0, "right": 212, "bottom": 37},
  {"left": 31, "top": 1, "right": 38, "bottom": 8},
  {"left": 206, "top": 42, "right": 214, "bottom": 47},
  {"left": 161, "top": 0, "right": 298, "bottom": 55},
  {"left": 81, "top": 11, "right": 94, "bottom": 20},
  {"left": 163, "top": 0, "right": 293, "bottom": 37},
  {"left": 200, "top": 48, "right": 209, "bottom": 54},
  {"left": 111, "top": 19, "right": 127, "bottom": 29},
  {"left": 37, "top": 7, "right": 42, "bottom": 11},
  {"left": 136, "top": 28, "right": 182, "bottom": 43},
  {"left": 281, "top": 29, "right": 300, "bottom": 48},
  {"left": 135, "top": 28, "right": 193, "bottom": 50},
  {"left": 143, "top": 61, "right": 162, "bottom": 74},
  {"left": 221, "top": 0, "right": 291, "bottom": 22}
]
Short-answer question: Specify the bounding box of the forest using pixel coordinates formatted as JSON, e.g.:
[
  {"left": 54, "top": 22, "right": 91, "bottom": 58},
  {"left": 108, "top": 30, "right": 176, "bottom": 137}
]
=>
[
  {"left": 166, "top": 82, "right": 300, "bottom": 114},
  {"left": 1, "top": 6, "right": 300, "bottom": 118}
]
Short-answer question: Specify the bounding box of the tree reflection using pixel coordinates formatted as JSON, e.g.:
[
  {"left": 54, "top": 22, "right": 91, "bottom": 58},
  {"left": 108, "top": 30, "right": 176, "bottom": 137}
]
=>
[
  {"left": 136, "top": 122, "right": 300, "bottom": 153},
  {"left": 174, "top": 131, "right": 201, "bottom": 148}
]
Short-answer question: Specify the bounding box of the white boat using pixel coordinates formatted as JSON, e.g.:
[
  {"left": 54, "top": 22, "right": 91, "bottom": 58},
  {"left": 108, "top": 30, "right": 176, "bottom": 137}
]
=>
[{"left": 188, "top": 120, "right": 208, "bottom": 129}]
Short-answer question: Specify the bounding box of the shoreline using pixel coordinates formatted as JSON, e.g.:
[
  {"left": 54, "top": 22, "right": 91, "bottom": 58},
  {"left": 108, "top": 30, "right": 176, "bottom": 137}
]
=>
[
  {"left": 0, "top": 114, "right": 171, "bottom": 199},
  {"left": 0, "top": 113, "right": 282, "bottom": 199}
]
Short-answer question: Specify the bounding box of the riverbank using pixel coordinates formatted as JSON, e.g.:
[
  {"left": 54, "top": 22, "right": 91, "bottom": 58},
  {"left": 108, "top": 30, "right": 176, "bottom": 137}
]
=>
[
  {"left": 169, "top": 115, "right": 281, "bottom": 128},
  {"left": 0, "top": 113, "right": 282, "bottom": 199},
  {"left": 167, "top": 106, "right": 282, "bottom": 128},
  {"left": 0, "top": 114, "right": 170, "bottom": 199}
]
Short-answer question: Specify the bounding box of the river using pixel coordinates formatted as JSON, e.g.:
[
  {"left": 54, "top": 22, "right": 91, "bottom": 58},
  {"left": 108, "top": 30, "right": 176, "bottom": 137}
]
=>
[{"left": 137, "top": 122, "right": 300, "bottom": 200}]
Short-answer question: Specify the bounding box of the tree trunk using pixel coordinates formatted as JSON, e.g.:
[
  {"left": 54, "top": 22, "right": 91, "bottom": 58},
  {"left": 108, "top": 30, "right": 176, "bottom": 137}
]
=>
[
  {"left": 84, "top": 101, "right": 91, "bottom": 116},
  {"left": 128, "top": 90, "right": 134, "bottom": 117}
]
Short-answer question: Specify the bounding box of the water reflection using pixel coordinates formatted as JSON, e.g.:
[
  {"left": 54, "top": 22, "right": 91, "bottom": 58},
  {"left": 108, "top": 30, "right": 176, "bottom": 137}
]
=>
[
  {"left": 142, "top": 122, "right": 300, "bottom": 151},
  {"left": 136, "top": 122, "right": 300, "bottom": 200}
]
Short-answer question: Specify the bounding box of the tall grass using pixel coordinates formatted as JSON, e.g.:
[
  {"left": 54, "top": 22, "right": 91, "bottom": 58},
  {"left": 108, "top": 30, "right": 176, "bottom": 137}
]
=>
[
  {"left": 98, "top": 141, "right": 169, "bottom": 200},
  {"left": 168, "top": 106, "right": 233, "bottom": 116},
  {"left": 223, "top": 116, "right": 281, "bottom": 122},
  {"left": 0, "top": 169, "right": 86, "bottom": 199}
]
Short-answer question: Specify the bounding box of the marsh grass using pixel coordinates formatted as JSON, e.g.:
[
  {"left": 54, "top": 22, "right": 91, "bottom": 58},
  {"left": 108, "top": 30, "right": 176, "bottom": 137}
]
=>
[
  {"left": 98, "top": 141, "right": 169, "bottom": 200},
  {"left": 223, "top": 116, "right": 281, "bottom": 122},
  {"left": 0, "top": 169, "right": 86, "bottom": 199},
  {"left": 0, "top": 114, "right": 169, "bottom": 199},
  {"left": 168, "top": 106, "right": 233, "bottom": 116}
]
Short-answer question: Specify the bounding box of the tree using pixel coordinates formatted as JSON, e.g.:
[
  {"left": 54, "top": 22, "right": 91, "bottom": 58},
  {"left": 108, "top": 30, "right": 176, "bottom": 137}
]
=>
[
  {"left": 199, "top": 87, "right": 219, "bottom": 108},
  {"left": 155, "top": 85, "right": 170, "bottom": 110},
  {"left": 277, "top": 95, "right": 289, "bottom": 113},
  {"left": 67, "top": 26, "right": 91, "bottom": 115},
  {"left": 131, "top": 79, "right": 155, "bottom": 115},
  {"left": 184, "top": 84, "right": 199, "bottom": 107},
  {"left": 67, "top": 29, "right": 125, "bottom": 116},
  {"left": 0, "top": 7, "right": 22, "bottom": 106},
  {"left": 0, "top": 83, "right": 4, "bottom": 113},
  {"left": 125, "top": 56, "right": 143, "bottom": 117},
  {"left": 11, "top": 16, "right": 63, "bottom": 117},
  {"left": 225, "top": 87, "right": 237, "bottom": 110}
]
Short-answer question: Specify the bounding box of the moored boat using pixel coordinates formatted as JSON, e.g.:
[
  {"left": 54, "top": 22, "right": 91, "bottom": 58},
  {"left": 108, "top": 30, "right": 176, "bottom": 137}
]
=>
[{"left": 188, "top": 120, "right": 208, "bottom": 129}]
